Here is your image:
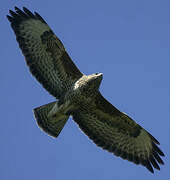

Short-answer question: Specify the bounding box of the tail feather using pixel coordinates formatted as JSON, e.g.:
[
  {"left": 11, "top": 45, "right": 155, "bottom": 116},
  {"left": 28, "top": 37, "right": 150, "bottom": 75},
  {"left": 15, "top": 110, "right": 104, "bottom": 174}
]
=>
[{"left": 33, "top": 101, "right": 69, "bottom": 138}]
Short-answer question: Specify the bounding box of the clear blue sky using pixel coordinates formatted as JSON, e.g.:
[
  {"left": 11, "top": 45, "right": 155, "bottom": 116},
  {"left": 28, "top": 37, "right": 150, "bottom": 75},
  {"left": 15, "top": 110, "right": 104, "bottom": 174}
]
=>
[{"left": 1, "top": 0, "right": 169, "bottom": 179}]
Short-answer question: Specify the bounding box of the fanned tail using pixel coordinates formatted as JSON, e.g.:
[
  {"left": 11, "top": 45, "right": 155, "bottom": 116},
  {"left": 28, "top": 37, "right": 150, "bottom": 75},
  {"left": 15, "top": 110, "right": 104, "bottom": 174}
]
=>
[{"left": 33, "top": 101, "right": 69, "bottom": 138}]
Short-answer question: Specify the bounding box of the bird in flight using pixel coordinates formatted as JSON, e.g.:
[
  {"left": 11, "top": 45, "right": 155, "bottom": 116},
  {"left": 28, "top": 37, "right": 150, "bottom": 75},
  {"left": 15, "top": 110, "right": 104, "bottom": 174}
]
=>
[{"left": 7, "top": 7, "right": 164, "bottom": 173}]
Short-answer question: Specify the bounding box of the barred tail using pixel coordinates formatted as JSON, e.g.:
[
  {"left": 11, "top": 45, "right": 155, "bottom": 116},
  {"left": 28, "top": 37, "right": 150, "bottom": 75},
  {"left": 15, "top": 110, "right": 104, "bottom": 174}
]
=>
[{"left": 33, "top": 101, "right": 69, "bottom": 138}]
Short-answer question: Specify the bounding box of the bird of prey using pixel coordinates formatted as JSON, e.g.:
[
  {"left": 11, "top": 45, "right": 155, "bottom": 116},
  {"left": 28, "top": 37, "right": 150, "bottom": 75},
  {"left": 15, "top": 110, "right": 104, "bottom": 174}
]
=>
[{"left": 7, "top": 7, "right": 164, "bottom": 173}]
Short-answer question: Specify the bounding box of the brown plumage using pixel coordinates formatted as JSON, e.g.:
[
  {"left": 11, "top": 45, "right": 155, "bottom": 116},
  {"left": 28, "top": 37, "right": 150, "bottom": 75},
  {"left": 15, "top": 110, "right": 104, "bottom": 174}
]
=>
[{"left": 7, "top": 7, "right": 165, "bottom": 173}]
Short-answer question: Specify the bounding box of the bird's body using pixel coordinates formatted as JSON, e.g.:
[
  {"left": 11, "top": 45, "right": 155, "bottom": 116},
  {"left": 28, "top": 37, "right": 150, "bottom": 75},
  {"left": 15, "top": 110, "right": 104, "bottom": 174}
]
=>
[
  {"left": 7, "top": 7, "right": 165, "bottom": 173},
  {"left": 47, "top": 73, "right": 103, "bottom": 126}
]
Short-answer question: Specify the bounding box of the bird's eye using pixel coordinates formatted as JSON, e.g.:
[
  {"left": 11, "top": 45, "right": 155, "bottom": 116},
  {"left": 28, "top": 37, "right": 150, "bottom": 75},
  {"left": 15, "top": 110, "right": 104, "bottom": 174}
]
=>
[{"left": 95, "top": 73, "right": 99, "bottom": 75}]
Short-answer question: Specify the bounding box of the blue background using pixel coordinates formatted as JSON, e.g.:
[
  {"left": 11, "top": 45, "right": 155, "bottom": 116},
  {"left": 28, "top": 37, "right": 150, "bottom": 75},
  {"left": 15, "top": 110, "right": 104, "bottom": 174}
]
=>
[{"left": 1, "top": 0, "right": 169, "bottom": 179}]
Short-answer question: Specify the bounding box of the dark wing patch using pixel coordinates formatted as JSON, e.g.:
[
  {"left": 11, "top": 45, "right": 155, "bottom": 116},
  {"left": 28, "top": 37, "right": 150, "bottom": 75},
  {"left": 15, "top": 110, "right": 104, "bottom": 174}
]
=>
[
  {"left": 72, "top": 93, "right": 164, "bottom": 173},
  {"left": 95, "top": 93, "right": 142, "bottom": 138},
  {"left": 7, "top": 7, "right": 83, "bottom": 98}
]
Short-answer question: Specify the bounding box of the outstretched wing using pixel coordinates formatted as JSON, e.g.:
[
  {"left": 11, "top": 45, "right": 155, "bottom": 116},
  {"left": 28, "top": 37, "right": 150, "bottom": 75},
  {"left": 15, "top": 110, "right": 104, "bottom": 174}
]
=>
[
  {"left": 7, "top": 7, "right": 83, "bottom": 98},
  {"left": 72, "top": 92, "right": 164, "bottom": 173}
]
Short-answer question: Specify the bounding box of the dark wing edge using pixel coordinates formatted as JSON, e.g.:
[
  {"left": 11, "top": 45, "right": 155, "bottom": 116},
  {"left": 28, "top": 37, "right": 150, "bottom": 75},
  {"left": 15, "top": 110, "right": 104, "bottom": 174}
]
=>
[
  {"left": 72, "top": 93, "right": 165, "bottom": 173},
  {"left": 7, "top": 7, "right": 83, "bottom": 98}
]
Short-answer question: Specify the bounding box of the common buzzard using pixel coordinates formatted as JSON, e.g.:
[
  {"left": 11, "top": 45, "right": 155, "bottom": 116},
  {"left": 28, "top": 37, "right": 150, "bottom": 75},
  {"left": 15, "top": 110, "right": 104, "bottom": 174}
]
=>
[{"left": 7, "top": 7, "right": 165, "bottom": 173}]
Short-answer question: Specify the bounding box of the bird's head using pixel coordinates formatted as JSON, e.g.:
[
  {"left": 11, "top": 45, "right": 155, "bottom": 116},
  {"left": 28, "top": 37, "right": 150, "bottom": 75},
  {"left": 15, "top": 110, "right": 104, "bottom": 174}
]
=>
[
  {"left": 74, "top": 73, "right": 103, "bottom": 94},
  {"left": 86, "top": 72, "right": 103, "bottom": 90}
]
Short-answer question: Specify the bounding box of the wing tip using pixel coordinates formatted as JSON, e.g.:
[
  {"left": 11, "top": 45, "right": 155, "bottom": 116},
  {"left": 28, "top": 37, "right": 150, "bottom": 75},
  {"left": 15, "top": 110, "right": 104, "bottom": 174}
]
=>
[
  {"left": 7, "top": 7, "right": 47, "bottom": 25},
  {"left": 146, "top": 141, "right": 165, "bottom": 173},
  {"left": 147, "top": 165, "right": 154, "bottom": 174},
  {"left": 34, "top": 11, "right": 47, "bottom": 24},
  {"left": 152, "top": 142, "right": 165, "bottom": 157},
  {"left": 147, "top": 131, "right": 160, "bottom": 145},
  {"left": 6, "top": 15, "right": 13, "bottom": 22}
]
